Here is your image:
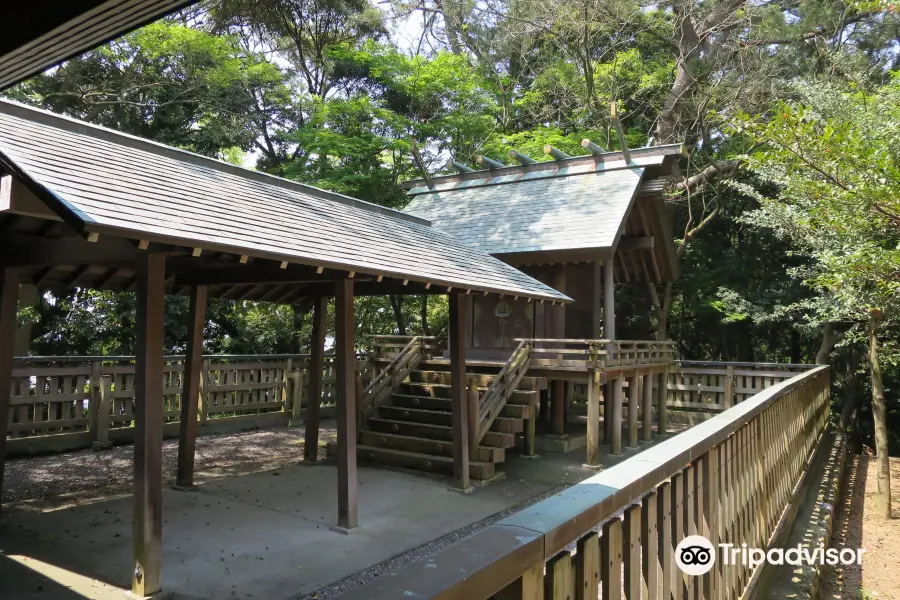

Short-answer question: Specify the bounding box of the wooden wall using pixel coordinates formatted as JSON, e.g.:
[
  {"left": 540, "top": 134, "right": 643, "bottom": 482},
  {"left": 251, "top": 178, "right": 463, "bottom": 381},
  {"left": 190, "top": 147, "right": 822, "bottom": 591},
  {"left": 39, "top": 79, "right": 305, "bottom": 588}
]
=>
[{"left": 468, "top": 262, "right": 603, "bottom": 351}]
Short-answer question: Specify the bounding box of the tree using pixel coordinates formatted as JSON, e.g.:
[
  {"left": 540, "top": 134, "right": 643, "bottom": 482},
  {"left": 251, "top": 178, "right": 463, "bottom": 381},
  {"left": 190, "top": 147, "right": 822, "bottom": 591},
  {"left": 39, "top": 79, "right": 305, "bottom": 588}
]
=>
[
  {"left": 733, "top": 77, "right": 900, "bottom": 519},
  {"left": 7, "top": 20, "right": 291, "bottom": 159}
]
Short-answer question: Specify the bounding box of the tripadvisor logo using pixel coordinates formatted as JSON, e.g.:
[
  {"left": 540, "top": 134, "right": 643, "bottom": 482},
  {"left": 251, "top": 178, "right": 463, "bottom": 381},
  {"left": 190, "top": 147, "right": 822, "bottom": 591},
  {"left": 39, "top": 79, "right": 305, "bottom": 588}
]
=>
[
  {"left": 675, "top": 535, "right": 866, "bottom": 575},
  {"left": 676, "top": 535, "right": 716, "bottom": 576}
]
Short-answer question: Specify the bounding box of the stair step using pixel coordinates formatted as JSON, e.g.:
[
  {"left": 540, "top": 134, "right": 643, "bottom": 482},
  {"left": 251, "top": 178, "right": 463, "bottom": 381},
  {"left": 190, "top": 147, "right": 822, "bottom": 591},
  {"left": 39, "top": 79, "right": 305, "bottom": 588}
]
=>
[
  {"left": 378, "top": 405, "right": 523, "bottom": 433},
  {"left": 368, "top": 418, "right": 515, "bottom": 448},
  {"left": 358, "top": 430, "right": 504, "bottom": 463},
  {"left": 508, "top": 390, "right": 540, "bottom": 406},
  {"left": 390, "top": 394, "right": 531, "bottom": 419},
  {"left": 326, "top": 443, "right": 495, "bottom": 480},
  {"left": 408, "top": 371, "right": 547, "bottom": 390}
]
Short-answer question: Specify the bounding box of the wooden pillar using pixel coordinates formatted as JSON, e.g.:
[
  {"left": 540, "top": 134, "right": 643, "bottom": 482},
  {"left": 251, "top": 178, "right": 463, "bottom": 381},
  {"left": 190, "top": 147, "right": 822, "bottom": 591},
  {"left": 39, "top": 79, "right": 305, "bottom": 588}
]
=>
[
  {"left": 603, "top": 259, "right": 616, "bottom": 448},
  {"left": 603, "top": 382, "right": 612, "bottom": 444},
  {"left": 592, "top": 260, "right": 602, "bottom": 338},
  {"left": 585, "top": 371, "right": 600, "bottom": 467},
  {"left": 176, "top": 285, "right": 207, "bottom": 488},
  {"left": 0, "top": 268, "right": 19, "bottom": 511},
  {"left": 448, "top": 292, "right": 470, "bottom": 490},
  {"left": 657, "top": 371, "right": 668, "bottom": 436},
  {"left": 335, "top": 278, "right": 357, "bottom": 530},
  {"left": 303, "top": 296, "right": 327, "bottom": 462},
  {"left": 641, "top": 372, "right": 653, "bottom": 442},
  {"left": 132, "top": 254, "right": 166, "bottom": 598},
  {"left": 551, "top": 267, "right": 566, "bottom": 337},
  {"left": 611, "top": 376, "right": 624, "bottom": 455},
  {"left": 603, "top": 259, "right": 616, "bottom": 340},
  {"left": 552, "top": 379, "right": 565, "bottom": 436},
  {"left": 627, "top": 374, "right": 639, "bottom": 448}
]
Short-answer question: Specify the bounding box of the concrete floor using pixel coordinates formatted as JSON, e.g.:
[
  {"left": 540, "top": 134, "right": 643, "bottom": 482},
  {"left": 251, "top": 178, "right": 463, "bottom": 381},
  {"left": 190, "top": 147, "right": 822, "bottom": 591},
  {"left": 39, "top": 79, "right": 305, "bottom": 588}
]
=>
[
  {"left": 0, "top": 431, "right": 678, "bottom": 600},
  {"left": 0, "top": 458, "right": 566, "bottom": 600}
]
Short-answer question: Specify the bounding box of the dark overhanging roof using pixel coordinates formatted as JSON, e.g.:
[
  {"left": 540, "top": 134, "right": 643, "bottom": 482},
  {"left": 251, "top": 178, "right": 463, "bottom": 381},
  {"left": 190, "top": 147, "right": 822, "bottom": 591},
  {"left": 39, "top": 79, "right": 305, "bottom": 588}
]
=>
[
  {"left": 0, "top": 100, "right": 572, "bottom": 304},
  {"left": 0, "top": 0, "right": 194, "bottom": 90}
]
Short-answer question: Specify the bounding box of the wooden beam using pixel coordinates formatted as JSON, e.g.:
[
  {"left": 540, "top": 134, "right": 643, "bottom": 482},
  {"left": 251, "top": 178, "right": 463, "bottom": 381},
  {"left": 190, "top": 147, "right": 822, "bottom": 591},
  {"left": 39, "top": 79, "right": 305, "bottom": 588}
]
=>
[
  {"left": 64, "top": 264, "right": 90, "bottom": 287},
  {"left": 552, "top": 379, "right": 566, "bottom": 436},
  {"left": 176, "top": 285, "right": 207, "bottom": 487},
  {"left": 335, "top": 277, "right": 357, "bottom": 530},
  {"left": 30, "top": 265, "right": 54, "bottom": 287},
  {"left": 304, "top": 296, "right": 328, "bottom": 463},
  {"left": 93, "top": 266, "right": 120, "bottom": 289},
  {"left": 0, "top": 234, "right": 169, "bottom": 267},
  {"left": 172, "top": 263, "right": 325, "bottom": 286},
  {"left": 448, "top": 292, "right": 470, "bottom": 491},
  {"left": 617, "top": 236, "right": 655, "bottom": 251},
  {"left": 0, "top": 267, "right": 19, "bottom": 511},
  {"left": 131, "top": 253, "right": 166, "bottom": 597},
  {"left": 259, "top": 284, "right": 286, "bottom": 302}
]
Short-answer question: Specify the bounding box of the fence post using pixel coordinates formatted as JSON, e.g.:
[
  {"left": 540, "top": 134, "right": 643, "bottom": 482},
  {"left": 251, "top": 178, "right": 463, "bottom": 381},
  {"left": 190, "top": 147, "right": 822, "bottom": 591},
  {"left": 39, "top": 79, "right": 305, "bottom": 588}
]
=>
[
  {"left": 467, "top": 376, "right": 480, "bottom": 457},
  {"left": 290, "top": 371, "right": 305, "bottom": 427},
  {"left": 198, "top": 359, "right": 209, "bottom": 425},
  {"left": 724, "top": 365, "right": 735, "bottom": 409},
  {"left": 282, "top": 358, "right": 292, "bottom": 410},
  {"left": 657, "top": 370, "right": 668, "bottom": 436},
  {"left": 88, "top": 360, "right": 101, "bottom": 435},
  {"left": 92, "top": 375, "right": 112, "bottom": 451}
]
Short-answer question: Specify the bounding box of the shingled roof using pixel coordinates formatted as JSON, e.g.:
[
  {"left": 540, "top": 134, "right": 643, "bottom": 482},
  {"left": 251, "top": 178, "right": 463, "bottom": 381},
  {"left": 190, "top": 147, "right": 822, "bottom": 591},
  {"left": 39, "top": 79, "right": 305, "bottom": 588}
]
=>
[
  {"left": 403, "top": 145, "right": 684, "bottom": 282},
  {"left": 0, "top": 100, "right": 571, "bottom": 303}
]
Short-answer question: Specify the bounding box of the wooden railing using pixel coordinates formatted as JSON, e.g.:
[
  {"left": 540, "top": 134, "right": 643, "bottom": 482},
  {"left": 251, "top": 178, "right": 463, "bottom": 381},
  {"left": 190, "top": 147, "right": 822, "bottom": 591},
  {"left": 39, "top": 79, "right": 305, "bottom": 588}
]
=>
[
  {"left": 339, "top": 365, "right": 831, "bottom": 600},
  {"left": 360, "top": 336, "right": 427, "bottom": 422},
  {"left": 5, "top": 354, "right": 365, "bottom": 455},
  {"left": 476, "top": 340, "right": 532, "bottom": 445},
  {"left": 668, "top": 360, "right": 816, "bottom": 412},
  {"left": 521, "top": 339, "right": 677, "bottom": 370},
  {"left": 369, "top": 335, "right": 444, "bottom": 362}
]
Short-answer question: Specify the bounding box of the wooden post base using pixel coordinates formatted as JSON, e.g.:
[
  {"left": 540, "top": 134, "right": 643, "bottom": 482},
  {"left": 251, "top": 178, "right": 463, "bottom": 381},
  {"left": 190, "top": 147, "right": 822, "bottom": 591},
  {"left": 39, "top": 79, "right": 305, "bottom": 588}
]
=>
[{"left": 124, "top": 590, "right": 172, "bottom": 600}]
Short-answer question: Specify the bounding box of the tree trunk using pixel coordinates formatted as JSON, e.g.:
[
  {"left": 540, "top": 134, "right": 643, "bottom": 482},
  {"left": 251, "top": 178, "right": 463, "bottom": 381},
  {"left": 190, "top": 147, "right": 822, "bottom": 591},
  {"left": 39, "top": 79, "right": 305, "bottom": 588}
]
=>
[
  {"left": 815, "top": 321, "right": 840, "bottom": 365},
  {"left": 868, "top": 311, "right": 891, "bottom": 520},
  {"left": 419, "top": 296, "right": 431, "bottom": 336},
  {"left": 839, "top": 348, "right": 861, "bottom": 433},
  {"left": 389, "top": 295, "right": 406, "bottom": 336}
]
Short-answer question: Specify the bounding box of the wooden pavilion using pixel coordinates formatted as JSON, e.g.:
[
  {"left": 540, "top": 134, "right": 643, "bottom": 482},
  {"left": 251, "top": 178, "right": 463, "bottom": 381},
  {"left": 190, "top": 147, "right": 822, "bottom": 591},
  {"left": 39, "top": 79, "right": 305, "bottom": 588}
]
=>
[
  {"left": 0, "top": 99, "right": 570, "bottom": 599},
  {"left": 400, "top": 143, "right": 683, "bottom": 452}
]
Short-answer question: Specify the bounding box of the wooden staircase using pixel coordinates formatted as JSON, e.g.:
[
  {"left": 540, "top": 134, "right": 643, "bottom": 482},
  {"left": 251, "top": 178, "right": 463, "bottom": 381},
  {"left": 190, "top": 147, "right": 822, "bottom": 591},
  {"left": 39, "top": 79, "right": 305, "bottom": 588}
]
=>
[{"left": 327, "top": 346, "right": 545, "bottom": 481}]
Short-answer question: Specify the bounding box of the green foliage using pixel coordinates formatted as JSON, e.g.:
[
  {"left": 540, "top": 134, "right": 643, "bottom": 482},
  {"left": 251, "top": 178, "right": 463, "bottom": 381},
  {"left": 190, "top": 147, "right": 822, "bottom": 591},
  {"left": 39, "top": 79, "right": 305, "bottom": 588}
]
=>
[{"left": 7, "top": 21, "right": 290, "bottom": 156}]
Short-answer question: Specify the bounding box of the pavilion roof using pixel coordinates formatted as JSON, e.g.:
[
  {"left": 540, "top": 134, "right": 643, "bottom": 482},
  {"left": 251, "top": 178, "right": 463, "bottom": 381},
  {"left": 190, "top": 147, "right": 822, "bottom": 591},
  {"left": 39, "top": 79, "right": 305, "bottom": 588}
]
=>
[
  {"left": 403, "top": 146, "right": 683, "bottom": 274},
  {"left": 0, "top": 100, "right": 570, "bottom": 303}
]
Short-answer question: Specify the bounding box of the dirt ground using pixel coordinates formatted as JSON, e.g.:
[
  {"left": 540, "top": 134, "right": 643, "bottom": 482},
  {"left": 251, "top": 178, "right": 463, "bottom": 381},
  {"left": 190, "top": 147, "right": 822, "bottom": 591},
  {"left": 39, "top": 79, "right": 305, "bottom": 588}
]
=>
[
  {"left": 821, "top": 454, "right": 900, "bottom": 600},
  {"left": 2, "top": 421, "right": 337, "bottom": 509}
]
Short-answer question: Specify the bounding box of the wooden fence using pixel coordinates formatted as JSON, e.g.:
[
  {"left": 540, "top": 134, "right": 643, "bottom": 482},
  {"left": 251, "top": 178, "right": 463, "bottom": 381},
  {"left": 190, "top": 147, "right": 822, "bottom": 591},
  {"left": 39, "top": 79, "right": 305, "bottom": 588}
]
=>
[
  {"left": 339, "top": 364, "right": 832, "bottom": 600},
  {"left": 5, "top": 354, "right": 364, "bottom": 455},
  {"left": 568, "top": 360, "right": 816, "bottom": 418}
]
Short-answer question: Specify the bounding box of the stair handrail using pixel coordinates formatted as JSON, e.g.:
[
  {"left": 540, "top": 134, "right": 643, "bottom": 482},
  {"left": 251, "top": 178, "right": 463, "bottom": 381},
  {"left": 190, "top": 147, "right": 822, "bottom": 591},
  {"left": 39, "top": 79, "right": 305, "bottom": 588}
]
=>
[
  {"left": 476, "top": 340, "right": 533, "bottom": 445},
  {"left": 361, "top": 336, "right": 425, "bottom": 422}
]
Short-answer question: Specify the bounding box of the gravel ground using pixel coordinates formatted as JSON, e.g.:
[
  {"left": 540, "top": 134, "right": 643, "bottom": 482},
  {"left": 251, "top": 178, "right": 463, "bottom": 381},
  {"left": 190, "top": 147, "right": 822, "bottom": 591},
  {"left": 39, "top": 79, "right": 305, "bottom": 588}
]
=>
[{"left": 3, "top": 420, "right": 337, "bottom": 506}]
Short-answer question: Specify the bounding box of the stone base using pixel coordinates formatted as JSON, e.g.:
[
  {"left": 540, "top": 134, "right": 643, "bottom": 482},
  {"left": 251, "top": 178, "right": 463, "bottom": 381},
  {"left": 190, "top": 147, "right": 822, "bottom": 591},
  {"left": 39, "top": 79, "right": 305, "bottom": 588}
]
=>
[
  {"left": 91, "top": 440, "right": 112, "bottom": 452},
  {"left": 470, "top": 471, "right": 506, "bottom": 487},
  {"left": 169, "top": 483, "right": 197, "bottom": 492},
  {"left": 518, "top": 453, "right": 540, "bottom": 460},
  {"left": 447, "top": 485, "right": 475, "bottom": 494},
  {"left": 534, "top": 433, "right": 586, "bottom": 453},
  {"left": 581, "top": 463, "right": 603, "bottom": 471},
  {"left": 328, "top": 524, "right": 356, "bottom": 535},
  {"left": 124, "top": 590, "right": 173, "bottom": 600}
]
